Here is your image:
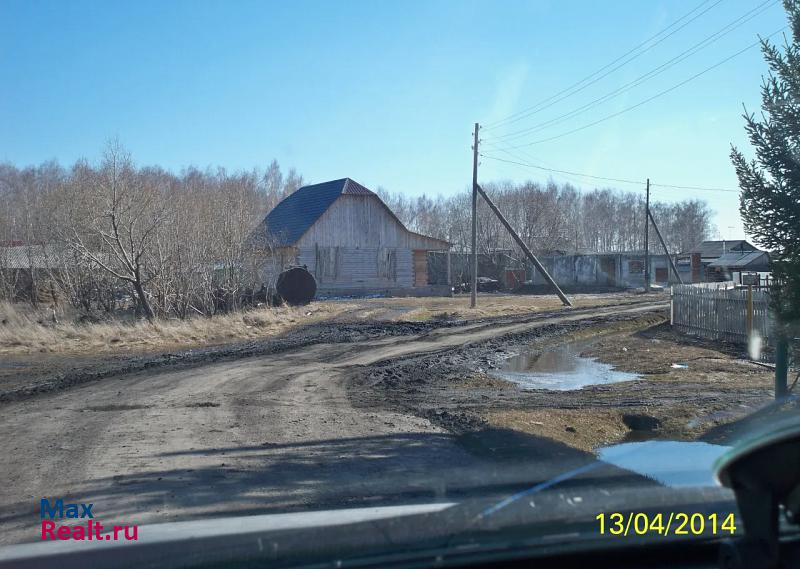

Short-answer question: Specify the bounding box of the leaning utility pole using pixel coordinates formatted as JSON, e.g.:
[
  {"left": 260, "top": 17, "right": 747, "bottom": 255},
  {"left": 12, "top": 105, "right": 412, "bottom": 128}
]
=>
[
  {"left": 476, "top": 184, "right": 572, "bottom": 307},
  {"left": 471, "top": 123, "right": 479, "bottom": 308},
  {"left": 644, "top": 178, "right": 650, "bottom": 292},
  {"left": 647, "top": 207, "right": 683, "bottom": 284},
  {"left": 468, "top": 122, "right": 571, "bottom": 308}
]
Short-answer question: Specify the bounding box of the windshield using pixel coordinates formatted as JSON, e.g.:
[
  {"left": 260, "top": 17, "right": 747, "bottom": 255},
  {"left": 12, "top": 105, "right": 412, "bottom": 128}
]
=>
[{"left": 0, "top": 0, "right": 798, "bottom": 566}]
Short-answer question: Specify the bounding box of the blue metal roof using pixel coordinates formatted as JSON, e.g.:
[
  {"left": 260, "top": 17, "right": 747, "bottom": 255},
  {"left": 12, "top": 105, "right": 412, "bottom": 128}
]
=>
[{"left": 261, "top": 178, "right": 376, "bottom": 246}]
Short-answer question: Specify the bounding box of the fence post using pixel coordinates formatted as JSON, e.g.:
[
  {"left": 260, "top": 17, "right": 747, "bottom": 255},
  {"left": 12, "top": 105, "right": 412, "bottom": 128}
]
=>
[
  {"left": 670, "top": 285, "right": 674, "bottom": 325},
  {"left": 746, "top": 284, "right": 754, "bottom": 346},
  {"left": 775, "top": 334, "right": 789, "bottom": 399}
]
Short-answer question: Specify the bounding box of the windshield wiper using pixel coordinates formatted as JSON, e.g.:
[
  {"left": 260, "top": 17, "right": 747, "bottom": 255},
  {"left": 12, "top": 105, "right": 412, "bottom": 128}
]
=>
[{"left": 478, "top": 462, "right": 601, "bottom": 519}]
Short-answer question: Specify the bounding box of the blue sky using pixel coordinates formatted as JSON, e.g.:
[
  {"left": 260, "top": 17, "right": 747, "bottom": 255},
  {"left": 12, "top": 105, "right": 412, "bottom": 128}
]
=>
[{"left": 0, "top": 0, "right": 789, "bottom": 239}]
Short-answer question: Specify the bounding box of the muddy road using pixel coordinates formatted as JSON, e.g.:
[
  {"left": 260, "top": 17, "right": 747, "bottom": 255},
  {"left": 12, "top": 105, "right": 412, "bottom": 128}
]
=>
[
  {"left": 0, "top": 301, "right": 679, "bottom": 544},
  {"left": 354, "top": 312, "right": 776, "bottom": 451},
  {"left": 3, "top": 298, "right": 772, "bottom": 546}
]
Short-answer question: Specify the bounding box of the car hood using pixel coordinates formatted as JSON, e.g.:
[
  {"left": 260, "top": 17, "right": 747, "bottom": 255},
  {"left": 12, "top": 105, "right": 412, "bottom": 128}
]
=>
[{"left": 0, "top": 441, "right": 739, "bottom": 569}]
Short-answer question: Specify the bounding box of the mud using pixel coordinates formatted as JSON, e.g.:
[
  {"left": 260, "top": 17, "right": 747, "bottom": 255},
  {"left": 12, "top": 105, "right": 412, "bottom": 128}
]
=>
[
  {"left": 348, "top": 314, "right": 775, "bottom": 451},
  {"left": 0, "top": 300, "right": 663, "bottom": 404},
  {"left": 0, "top": 320, "right": 446, "bottom": 403}
]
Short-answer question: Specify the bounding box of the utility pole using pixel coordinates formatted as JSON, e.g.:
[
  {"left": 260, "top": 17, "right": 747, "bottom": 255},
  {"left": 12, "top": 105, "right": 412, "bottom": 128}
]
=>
[
  {"left": 466, "top": 121, "right": 571, "bottom": 308},
  {"left": 644, "top": 178, "right": 650, "bottom": 293},
  {"left": 471, "top": 123, "right": 479, "bottom": 308}
]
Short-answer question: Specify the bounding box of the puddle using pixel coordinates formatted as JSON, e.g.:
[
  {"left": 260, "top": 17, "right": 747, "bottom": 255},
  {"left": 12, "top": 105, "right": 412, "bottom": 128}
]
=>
[
  {"left": 598, "top": 441, "right": 730, "bottom": 487},
  {"left": 492, "top": 342, "right": 639, "bottom": 391}
]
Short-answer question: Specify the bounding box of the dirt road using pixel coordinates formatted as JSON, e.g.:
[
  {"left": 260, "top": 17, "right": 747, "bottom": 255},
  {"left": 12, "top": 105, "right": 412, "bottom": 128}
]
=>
[{"left": 0, "top": 301, "right": 666, "bottom": 544}]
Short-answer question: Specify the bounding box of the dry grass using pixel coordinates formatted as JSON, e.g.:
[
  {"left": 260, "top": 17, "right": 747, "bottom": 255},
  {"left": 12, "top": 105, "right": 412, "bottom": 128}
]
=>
[
  {"left": 481, "top": 321, "right": 775, "bottom": 452},
  {"left": 0, "top": 301, "right": 349, "bottom": 356},
  {"left": 0, "top": 291, "right": 657, "bottom": 356},
  {"left": 357, "top": 292, "right": 650, "bottom": 321},
  {"left": 484, "top": 408, "right": 630, "bottom": 452}
]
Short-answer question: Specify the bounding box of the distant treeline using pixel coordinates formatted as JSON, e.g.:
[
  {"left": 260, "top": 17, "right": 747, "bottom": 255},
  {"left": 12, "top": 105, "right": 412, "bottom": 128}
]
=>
[
  {"left": 1, "top": 144, "right": 714, "bottom": 320},
  {"left": 379, "top": 180, "right": 714, "bottom": 259}
]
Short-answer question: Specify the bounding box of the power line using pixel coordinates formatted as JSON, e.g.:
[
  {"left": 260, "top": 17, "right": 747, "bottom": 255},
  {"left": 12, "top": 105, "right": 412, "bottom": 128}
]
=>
[
  {"left": 482, "top": 0, "right": 724, "bottom": 131},
  {"left": 490, "top": 26, "right": 786, "bottom": 150},
  {"left": 481, "top": 153, "right": 644, "bottom": 186},
  {"left": 481, "top": 140, "right": 608, "bottom": 188},
  {"left": 482, "top": 139, "right": 697, "bottom": 190},
  {"left": 483, "top": 139, "right": 740, "bottom": 194},
  {"left": 483, "top": 0, "right": 722, "bottom": 130},
  {"left": 479, "top": 153, "right": 740, "bottom": 193},
  {"left": 486, "top": 0, "right": 780, "bottom": 143},
  {"left": 651, "top": 181, "right": 740, "bottom": 192}
]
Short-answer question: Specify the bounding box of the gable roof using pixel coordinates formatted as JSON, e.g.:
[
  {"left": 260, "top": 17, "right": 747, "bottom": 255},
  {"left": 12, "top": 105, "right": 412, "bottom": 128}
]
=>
[
  {"left": 691, "top": 240, "right": 757, "bottom": 258},
  {"left": 259, "top": 178, "right": 373, "bottom": 246}
]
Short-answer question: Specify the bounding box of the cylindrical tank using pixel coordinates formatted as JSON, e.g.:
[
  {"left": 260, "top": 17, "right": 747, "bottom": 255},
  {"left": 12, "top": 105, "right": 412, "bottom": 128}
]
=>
[{"left": 276, "top": 266, "right": 317, "bottom": 306}]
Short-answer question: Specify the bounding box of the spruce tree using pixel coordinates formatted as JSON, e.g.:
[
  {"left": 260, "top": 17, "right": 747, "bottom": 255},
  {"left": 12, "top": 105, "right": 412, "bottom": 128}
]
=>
[{"left": 731, "top": 0, "right": 800, "bottom": 337}]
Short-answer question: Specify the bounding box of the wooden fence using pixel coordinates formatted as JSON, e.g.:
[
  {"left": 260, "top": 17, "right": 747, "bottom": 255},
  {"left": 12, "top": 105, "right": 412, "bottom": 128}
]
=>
[{"left": 671, "top": 283, "right": 774, "bottom": 347}]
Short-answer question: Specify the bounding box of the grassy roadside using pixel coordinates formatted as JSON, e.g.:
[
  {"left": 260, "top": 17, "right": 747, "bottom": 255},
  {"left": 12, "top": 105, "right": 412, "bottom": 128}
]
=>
[
  {"left": 0, "top": 292, "right": 663, "bottom": 357},
  {"left": 479, "top": 319, "right": 773, "bottom": 452},
  {"left": 357, "top": 291, "right": 659, "bottom": 322},
  {"left": 0, "top": 301, "right": 351, "bottom": 356}
]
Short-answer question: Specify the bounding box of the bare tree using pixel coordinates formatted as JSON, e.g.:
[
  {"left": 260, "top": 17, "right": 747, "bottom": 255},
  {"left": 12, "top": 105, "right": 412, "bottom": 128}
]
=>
[{"left": 57, "top": 143, "right": 169, "bottom": 320}]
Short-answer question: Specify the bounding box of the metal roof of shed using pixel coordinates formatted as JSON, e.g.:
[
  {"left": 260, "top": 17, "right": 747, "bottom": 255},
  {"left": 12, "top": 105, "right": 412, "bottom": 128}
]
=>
[
  {"left": 707, "top": 251, "right": 770, "bottom": 270},
  {"left": 691, "top": 240, "right": 757, "bottom": 258}
]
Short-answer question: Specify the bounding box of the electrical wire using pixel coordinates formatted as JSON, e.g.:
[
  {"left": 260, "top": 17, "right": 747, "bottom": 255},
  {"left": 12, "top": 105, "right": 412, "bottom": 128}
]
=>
[
  {"left": 480, "top": 140, "right": 597, "bottom": 187},
  {"left": 486, "top": 0, "right": 781, "bottom": 143},
  {"left": 481, "top": 152, "right": 645, "bottom": 186},
  {"left": 482, "top": 0, "right": 725, "bottom": 131},
  {"left": 489, "top": 26, "right": 787, "bottom": 150},
  {"left": 480, "top": 142, "right": 601, "bottom": 189},
  {"left": 479, "top": 152, "right": 741, "bottom": 192}
]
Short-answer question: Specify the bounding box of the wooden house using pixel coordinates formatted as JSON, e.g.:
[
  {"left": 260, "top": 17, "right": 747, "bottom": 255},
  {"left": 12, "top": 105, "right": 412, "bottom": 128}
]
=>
[{"left": 254, "top": 178, "right": 450, "bottom": 295}]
